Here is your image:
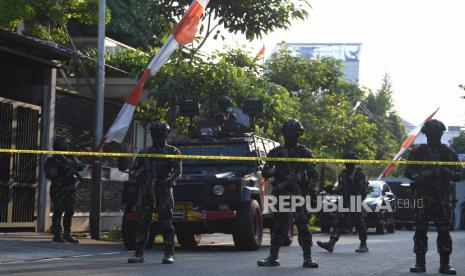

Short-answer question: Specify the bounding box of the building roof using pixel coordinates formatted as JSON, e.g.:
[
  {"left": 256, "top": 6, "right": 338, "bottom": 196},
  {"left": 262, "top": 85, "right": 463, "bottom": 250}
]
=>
[{"left": 0, "top": 28, "right": 75, "bottom": 67}]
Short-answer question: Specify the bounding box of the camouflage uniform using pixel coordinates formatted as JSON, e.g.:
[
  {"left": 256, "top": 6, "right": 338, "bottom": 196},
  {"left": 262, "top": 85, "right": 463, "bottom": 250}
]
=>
[
  {"left": 257, "top": 119, "right": 318, "bottom": 268},
  {"left": 405, "top": 119, "right": 462, "bottom": 274},
  {"left": 317, "top": 152, "right": 369, "bottom": 253},
  {"left": 128, "top": 122, "right": 182, "bottom": 264},
  {"left": 45, "top": 139, "right": 84, "bottom": 243}
]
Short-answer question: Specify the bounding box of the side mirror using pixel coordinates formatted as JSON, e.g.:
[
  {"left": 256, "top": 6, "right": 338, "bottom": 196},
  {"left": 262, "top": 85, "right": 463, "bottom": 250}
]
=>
[{"left": 118, "top": 157, "right": 130, "bottom": 172}]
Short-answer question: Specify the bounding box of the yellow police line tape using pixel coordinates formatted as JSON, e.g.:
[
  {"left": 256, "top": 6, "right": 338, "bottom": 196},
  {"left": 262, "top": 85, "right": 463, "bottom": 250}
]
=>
[{"left": 1, "top": 148, "right": 464, "bottom": 166}]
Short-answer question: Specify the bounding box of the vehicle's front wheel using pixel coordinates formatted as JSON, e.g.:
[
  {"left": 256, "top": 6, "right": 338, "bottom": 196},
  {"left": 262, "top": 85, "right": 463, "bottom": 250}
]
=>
[
  {"left": 233, "top": 200, "right": 263, "bottom": 250},
  {"left": 176, "top": 231, "right": 201, "bottom": 248}
]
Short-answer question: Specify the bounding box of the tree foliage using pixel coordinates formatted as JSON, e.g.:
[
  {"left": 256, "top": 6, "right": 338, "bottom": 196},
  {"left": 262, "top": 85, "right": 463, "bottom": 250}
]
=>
[
  {"left": 451, "top": 131, "right": 465, "bottom": 153},
  {"left": 364, "top": 74, "right": 406, "bottom": 160},
  {"left": 264, "top": 44, "right": 377, "bottom": 159},
  {"left": 134, "top": 48, "right": 299, "bottom": 139},
  {"left": 105, "top": 0, "right": 310, "bottom": 49},
  {"left": 0, "top": 0, "right": 108, "bottom": 43}
]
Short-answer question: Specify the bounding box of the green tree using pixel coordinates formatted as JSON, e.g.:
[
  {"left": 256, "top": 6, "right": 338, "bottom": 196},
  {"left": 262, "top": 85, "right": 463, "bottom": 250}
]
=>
[
  {"left": 451, "top": 131, "right": 465, "bottom": 153},
  {"left": 134, "top": 48, "right": 299, "bottom": 139},
  {"left": 265, "top": 43, "right": 377, "bottom": 159},
  {"left": 363, "top": 74, "right": 406, "bottom": 160},
  {"left": 266, "top": 43, "right": 343, "bottom": 95},
  {"left": 105, "top": 0, "right": 310, "bottom": 49},
  {"left": 0, "top": 0, "right": 108, "bottom": 43}
]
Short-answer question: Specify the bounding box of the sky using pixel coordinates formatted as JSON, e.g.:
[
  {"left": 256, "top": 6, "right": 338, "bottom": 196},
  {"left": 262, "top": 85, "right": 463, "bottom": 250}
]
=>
[{"left": 203, "top": 0, "right": 465, "bottom": 127}]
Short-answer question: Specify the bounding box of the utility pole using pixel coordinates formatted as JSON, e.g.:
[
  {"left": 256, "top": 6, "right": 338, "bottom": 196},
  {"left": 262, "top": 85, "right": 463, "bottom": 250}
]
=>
[{"left": 90, "top": 0, "right": 105, "bottom": 240}]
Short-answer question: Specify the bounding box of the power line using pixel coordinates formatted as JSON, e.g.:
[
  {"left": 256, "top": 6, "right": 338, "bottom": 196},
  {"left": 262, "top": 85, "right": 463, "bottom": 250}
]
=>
[{"left": 358, "top": 104, "right": 403, "bottom": 144}]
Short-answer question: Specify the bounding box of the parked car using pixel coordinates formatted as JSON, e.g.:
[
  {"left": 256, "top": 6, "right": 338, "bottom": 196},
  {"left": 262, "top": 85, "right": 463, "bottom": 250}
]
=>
[
  {"left": 364, "top": 180, "right": 396, "bottom": 234},
  {"left": 318, "top": 180, "right": 397, "bottom": 234}
]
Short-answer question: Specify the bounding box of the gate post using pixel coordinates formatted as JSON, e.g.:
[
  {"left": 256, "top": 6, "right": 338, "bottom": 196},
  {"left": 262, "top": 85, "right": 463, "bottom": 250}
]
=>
[{"left": 37, "top": 68, "right": 56, "bottom": 232}]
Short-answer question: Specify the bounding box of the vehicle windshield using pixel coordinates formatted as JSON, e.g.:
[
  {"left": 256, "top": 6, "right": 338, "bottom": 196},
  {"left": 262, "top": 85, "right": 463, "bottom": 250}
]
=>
[
  {"left": 367, "top": 183, "right": 381, "bottom": 198},
  {"left": 177, "top": 143, "right": 251, "bottom": 166}
]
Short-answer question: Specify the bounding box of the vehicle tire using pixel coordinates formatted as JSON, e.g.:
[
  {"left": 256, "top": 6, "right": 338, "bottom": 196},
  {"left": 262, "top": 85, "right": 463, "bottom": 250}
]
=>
[
  {"left": 283, "top": 214, "right": 294, "bottom": 246},
  {"left": 176, "top": 231, "right": 201, "bottom": 248},
  {"left": 233, "top": 199, "right": 263, "bottom": 251},
  {"left": 405, "top": 224, "right": 414, "bottom": 231},
  {"left": 122, "top": 212, "right": 137, "bottom": 251},
  {"left": 395, "top": 223, "right": 403, "bottom": 230}
]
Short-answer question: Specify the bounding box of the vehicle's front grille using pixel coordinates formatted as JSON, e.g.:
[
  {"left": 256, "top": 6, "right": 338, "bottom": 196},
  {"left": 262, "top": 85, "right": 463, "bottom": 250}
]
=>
[{"left": 174, "top": 184, "right": 209, "bottom": 203}]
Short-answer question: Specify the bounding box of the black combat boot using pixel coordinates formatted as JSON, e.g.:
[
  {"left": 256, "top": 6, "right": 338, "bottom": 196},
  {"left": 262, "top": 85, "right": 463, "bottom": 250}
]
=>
[
  {"left": 257, "top": 245, "right": 280, "bottom": 267},
  {"left": 410, "top": 254, "right": 426, "bottom": 273},
  {"left": 355, "top": 240, "right": 369, "bottom": 253},
  {"left": 439, "top": 254, "right": 456, "bottom": 275},
  {"left": 63, "top": 230, "right": 79, "bottom": 244},
  {"left": 52, "top": 232, "right": 65, "bottom": 243},
  {"left": 52, "top": 225, "right": 64, "bottom": 243},
  {"left": 317, "top": 237, "right": 337, "bottom": 253},
  {"left": 162, "top": 243, "right": 175, "bottom": 264},
  {"left": 128, "top": 245, "right": 145, "bottom": 263},
  {"left": 302, "top": 240, "right": 318, "bottom": 268}
]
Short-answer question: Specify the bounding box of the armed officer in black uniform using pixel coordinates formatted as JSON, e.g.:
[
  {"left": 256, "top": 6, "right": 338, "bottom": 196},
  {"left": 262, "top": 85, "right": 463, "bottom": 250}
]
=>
[
  {"left": 128, "top": 122, "right": 182, "bottom": 264},
  {"left": 257, "top": 119, "right": 318, "bottom": 268},
  {"left": 45, "top": 138, "right": 85, "bottom": 243},
  {"left": 317, "top": 152, "right": 369, "bottom": 253},
  {"left": 405, "top": 119, "right": 462, "bottom": 274}
]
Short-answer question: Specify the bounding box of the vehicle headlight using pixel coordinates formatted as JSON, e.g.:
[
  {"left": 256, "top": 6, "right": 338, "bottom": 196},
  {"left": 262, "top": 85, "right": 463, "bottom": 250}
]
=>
[{"left": 212, "top": 184, "right": 225, "bottom": 196}]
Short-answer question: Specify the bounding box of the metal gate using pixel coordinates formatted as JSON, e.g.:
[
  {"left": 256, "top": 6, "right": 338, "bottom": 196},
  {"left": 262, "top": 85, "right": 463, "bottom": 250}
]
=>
[{"left": 0, "top": 97, "right": 41, "bottom": 229}]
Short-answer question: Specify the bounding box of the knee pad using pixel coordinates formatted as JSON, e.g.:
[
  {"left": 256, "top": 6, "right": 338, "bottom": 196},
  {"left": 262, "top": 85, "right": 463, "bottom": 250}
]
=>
[
  {"left": 437, "top": 229, "right": 452, "bottom": 254},
  {"left": 413, "top": 233, "right": 428, "bottom": 254}
]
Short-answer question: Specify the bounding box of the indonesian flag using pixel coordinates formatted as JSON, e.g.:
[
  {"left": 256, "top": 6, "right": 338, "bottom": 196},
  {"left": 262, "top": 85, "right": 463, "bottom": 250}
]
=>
[
  {"left": 377, "top": 108, "right": 440, "bottom": 179},
  {"left": 102, "top": 0, "right": 209, "bottom": 144},
  {"left": 257, "top": 44, "right": 265, "bottom": 58}
]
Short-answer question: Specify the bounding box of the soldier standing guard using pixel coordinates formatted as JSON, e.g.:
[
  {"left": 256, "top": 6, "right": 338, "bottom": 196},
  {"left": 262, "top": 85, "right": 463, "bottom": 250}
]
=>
[
  {"left": 128, "top": 122, "right": 182, "bottom": 264},
  {"left": 257, "top": 119, "right": 318, "bottom": 268},
  {"left": 45, "top": 138, "right": 85, "bottom": 243},
  {"left": 405, "top": 119, "right": 462, "bottom": 274},
  {"left": 317, "top": 152, "right": 369, "bottom": 253}
]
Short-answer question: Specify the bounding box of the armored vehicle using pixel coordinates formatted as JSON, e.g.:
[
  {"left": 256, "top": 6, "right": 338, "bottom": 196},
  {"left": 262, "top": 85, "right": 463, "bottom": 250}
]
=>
[{"left": 120, "top": 99, "right": 293, "bottom": 251}]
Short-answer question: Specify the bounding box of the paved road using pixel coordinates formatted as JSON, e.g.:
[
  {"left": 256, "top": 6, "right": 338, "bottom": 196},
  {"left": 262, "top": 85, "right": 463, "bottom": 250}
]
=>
[{"left": 1, "top": 230, "right": 464, "bottom": 276}]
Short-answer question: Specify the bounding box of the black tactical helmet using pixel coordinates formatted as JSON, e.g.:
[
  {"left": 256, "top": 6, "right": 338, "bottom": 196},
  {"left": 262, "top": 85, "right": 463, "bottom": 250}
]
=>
[
  {"left": 218, "top": 95, "right": 233, "bottom": 110},
  {"left": 53, "top": 138, "right": 68, "bottom": 151},
  {"left": 421, "top": 119, "right": 446, "bottom": 135},
  {"left": 150, "top": 121, "right": 170, "bottom": 136},
  {"left": 282, "top": 118, "right": 304, "bottom": 135},
  {"left": 342, "top": 152, "right": 359, "bottom": 160}
]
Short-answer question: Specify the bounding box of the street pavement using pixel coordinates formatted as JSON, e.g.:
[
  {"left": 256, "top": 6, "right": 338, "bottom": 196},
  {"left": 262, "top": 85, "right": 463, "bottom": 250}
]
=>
[{"left": 0, "top": 230, "right": 464, "bottom": 276}]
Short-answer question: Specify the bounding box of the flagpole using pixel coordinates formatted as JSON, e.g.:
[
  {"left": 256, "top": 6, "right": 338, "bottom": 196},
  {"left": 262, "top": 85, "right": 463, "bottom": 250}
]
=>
[{"left": 90, "top": 0, "right": 105, "bottom": 240}]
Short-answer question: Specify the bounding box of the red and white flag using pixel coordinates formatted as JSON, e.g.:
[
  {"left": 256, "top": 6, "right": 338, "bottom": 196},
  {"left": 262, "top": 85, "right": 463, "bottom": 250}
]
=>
[
  {"left": 377, "top": 108, "right": 440, "bottom": 179},
  {"left": 103, "top": 0, "right": 209, "bottom": 144},
  {"left": 257, "top": 44, "right": 265, "bottom": 58}
]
